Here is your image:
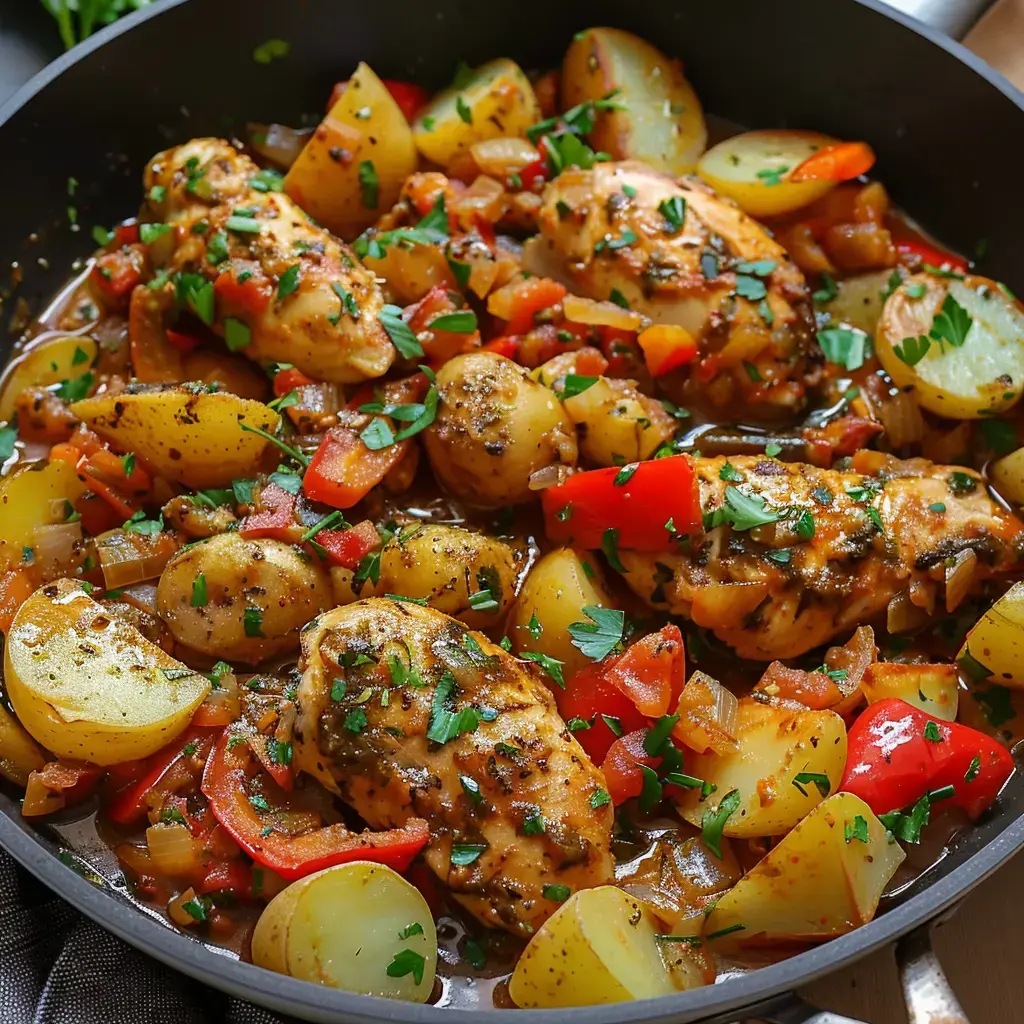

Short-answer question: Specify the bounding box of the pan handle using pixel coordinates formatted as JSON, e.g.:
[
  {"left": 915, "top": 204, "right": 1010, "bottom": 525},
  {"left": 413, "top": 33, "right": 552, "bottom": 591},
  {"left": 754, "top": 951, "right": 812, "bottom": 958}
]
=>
[{"left": 877, "top": 0, "right": 998, "bottom": 41}]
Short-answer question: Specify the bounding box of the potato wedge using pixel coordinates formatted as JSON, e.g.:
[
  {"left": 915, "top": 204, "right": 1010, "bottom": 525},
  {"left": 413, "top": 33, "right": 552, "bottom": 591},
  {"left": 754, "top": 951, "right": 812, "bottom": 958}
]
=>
[
  {"left": 413, "top": 59, "right": 540, "bottom": 169},
  {"left": 562, "top": 28, "right": 707, "bottom": 175},
  {"left": 5, "top": 578, "right": 209, "bottom": 764},
  {"left": 876, "top": 274, "right": 1024, "bottom": 419},
  {"left": 0, "top": 705, "right": 46, "bottom": 786},
  {"left": 283, "top": 62, "right": 418, "bottom": 239},
  {"left": 703, "top": 794, "right": 905, "bottom": 945},
  {"left": 676, "top": 699, "right": 848, "bottom": 838},
  {"left": 509, "top": 886, "right": 681, "bottom": 1007},
  {"left": 860, "top": 662, "right": 959, "bottom": 721},
  {"left": 0, "top": 335, "right": 98, "bottom": 422},
  {"left": 990, "top": 445, "right": 1024, "bottom": 505},
  {"left": 71, "top": 384, "right": 279, "bottom": 490},
  {"left": 959, "top": 581, "right": 1024, "bottom": 689},
  {"left": 252, "top": 861, "right": 437, "bottom": 1002},
  {"left": 697, "top": 130, "right": 838, "bottom": 218},
  {"left": 511, "top": 547, "right": 613, "bottom": 680}
]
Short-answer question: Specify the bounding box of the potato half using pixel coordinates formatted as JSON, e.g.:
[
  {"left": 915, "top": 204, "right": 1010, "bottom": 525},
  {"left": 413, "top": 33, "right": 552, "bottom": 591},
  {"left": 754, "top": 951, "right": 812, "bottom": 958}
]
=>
[
  {"left": 71, "top": 384, "right": 280, "bottom": 490},
  {"left": 252, "top": 861, "right": 437, "bottom": 1003},
  {"left": 959, "top": 581, "right": 1024, "bottom": 689},
  {"left": 876, "top": 274, "right": 1024, "bottom": 419},
  {"left": 0, "top": 335, "right": 98, "bottom": 422},
  {"left": 5, "top": 578, "right": 209, "bottom": 764},
  {"left": 703, "top": 793, "right": 905, "bottom": 944},
  {"left": 509, "top": 886, "right": 682, "bottom": 1007},
  {"left": 562, "top": 28, "right": 707, "bottom": 175},
  {"left": 676, "top": 700, "right": 848, "bottom": 838}
]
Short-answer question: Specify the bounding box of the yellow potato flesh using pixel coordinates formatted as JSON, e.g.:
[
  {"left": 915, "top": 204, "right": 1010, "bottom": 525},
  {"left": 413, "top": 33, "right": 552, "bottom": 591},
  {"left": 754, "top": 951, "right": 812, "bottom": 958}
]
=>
[
  {"left": 0, "top": 335, "right": 98, "bottom": 422},
  {"left": 676, "top": 700, "right": 848, "bottom": 838},
  {"left": 71, "top": 385, "right": 280, "bottom": 490},
  {"left": 284, "top": 62, "right": 418, "bottom": 239},
  {"left": 413, "top": 59, "right": 540, "bottom": 169},
  {"left": 252, "top": 862, "right": 437, "bottom": 1002},
  {"left": 876, "top": 274, "right": 1024, "bottom": 419},
  {"left": 822, "top": 269, "right": 897, "bottom": 337},
  {"left": 704, "top": 794, "right": 905, "bottom": 944},
  {"left": 959, "top": 581, "right": 1024, "bottom": 689},
  {"left": 697, "top": 129, "right": 837, "bottom": 218},
  {"left": 509, "top": 886, "right": 679, "bottom": 1008},
  {"left": 0, "top": 459, "right": 86, "bottom": 572},
  {"left": 5, "top": 578, "right": 209, "bottom": 764},
  {"left": 511, "top": 547, "right": 613, "bottom": 679},
  {"left": 0, "top": 704, "right": 46, "bottom": 786},
  {"left": 861, "top": 662, "right": 959, "bottom": 721},
  {"left": 990, "top": 446, "right": 1024, "bottom": 505}
]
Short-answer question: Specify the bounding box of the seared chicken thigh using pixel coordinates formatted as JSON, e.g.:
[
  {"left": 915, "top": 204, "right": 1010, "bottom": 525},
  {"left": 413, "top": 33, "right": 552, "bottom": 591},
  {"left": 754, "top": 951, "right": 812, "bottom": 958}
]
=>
[
  {"left": 295, "top": 598, "right": 614, "bottom": 936},
  {"left": 528, "top": 161, "right": 820, "bottom": 414},
  {"left": 143, "top": 139, "right": 394, "bottom": 382},
  {"left": 621, "top": 454, "right": 1024, "bottom": 660}
]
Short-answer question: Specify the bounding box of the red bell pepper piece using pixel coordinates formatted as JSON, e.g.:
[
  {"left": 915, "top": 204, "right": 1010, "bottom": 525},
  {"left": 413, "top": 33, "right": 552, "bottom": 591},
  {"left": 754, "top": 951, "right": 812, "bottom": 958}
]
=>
[
  {"left": 482, "top": 336, "right": 521, "bottom": 359},
  {"left": 601, "top": 730, "right": 661, "bottom": 805},
  {"left": 214, "top": 267, "right": 273, "bottom": 317},
  {"left": 317, "top": 520, "right": 381, "bottom": 570},
  {"left": 198, "top": 858, "right": 252, "bottom": 898},
  {"left": 166, "top": 328, "right": 202, "bottom": 353},
  {"left": 106, "top": 727, "right": 217, "bottom": 825},
  {"left": 637, "top": 325, "right": 699, "bottom": 377},
  {"left": 558, "top": 666, "right": 649, "bottom": 764},
  {"left": 274, "top": 366, "right": 316, "bottom": 396},
  {"left": 517, "top": 154, "right": 551, "bottom": 194},
  {"left": 113, "top": 222, "right": 141, "bottom": 247},
  {"left": 238, "top": 483, "right": 298, "bottom": 538},
  {"left": 894, "top": 237, "right": 969, "bottom": 274},
  {"left": 603, "top": 625, "right": 685, "bottom": 718},
  {"left": 201, "top": 730, "right": 429, "bottom": 881},
  {"left": 542, "top": 454, "right": 701, "bottom": 552},
  {"left": 91, "top": 248, "right": 144, "bottom": 301},
  {"left": 840, "top": 698, "right": 1014, "bottom": 820},
  {"left": 304, "top": 426, "right": 409, "bottom": 510},
  {"left": 499, "top": 277, "right": 567, "bottom": 335},
  {"left": 790, "top": 141, "right": 876, "bottom": 183}
]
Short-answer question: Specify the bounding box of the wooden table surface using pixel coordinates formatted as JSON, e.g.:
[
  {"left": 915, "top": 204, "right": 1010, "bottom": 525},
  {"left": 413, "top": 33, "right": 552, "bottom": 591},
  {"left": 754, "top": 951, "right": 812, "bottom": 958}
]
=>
[{"left": 790, "top": 6, "right": 1024, "bottom": 1021}]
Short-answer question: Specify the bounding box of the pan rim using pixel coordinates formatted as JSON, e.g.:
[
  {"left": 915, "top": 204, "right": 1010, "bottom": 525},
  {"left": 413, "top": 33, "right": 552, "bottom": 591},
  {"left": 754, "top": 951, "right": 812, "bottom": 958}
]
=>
[{"left": 0, "top": 0, "right": 1023, "bottom": 1019}]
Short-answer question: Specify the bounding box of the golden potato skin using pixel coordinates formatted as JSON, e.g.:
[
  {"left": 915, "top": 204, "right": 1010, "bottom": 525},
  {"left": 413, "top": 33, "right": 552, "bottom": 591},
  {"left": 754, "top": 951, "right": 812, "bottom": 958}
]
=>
[
  {"left": 377, "top": 524, "right": 520, "bottom": 628},
  {"left": 295, "top": 598, "right": 614, "bottom": 936},
  {"left": 423, "top": 351, "right": 578, "bottom": 507},
  {"left": 156, "top": 533, "right": 332, "bottom": 664}
]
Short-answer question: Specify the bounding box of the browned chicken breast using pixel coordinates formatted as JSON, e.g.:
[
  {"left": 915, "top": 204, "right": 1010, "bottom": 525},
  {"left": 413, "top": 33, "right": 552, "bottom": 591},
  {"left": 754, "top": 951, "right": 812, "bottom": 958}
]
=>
[
  {"left": 621, "top": 454, "right": 1024, "bottom": 660},
  {"left": 143, "top": 138, "right": 394, "bottom": 382},
  {"left": 526, "top": 160, "right": 820, "bottom": 415},
  {"left": 294, "top": 598, "right": 614, "bottom": 936}
]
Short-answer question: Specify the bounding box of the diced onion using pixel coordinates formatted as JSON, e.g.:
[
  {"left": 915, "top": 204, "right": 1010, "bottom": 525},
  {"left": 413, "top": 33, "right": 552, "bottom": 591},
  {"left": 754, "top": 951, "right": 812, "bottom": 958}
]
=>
[
  {"left": 168, "top": 886, "right": 201, "bottom": 927},
  {"left": 247, "top": 122, "right": 311, "bottom": 169},
  {"left": 875, "top": 388, "right": 925, "bottom": 449},
  {"left": 116, "top": 842, "right": 156, "bottom": 878},
  {"left": 823, "top": 625, "right": 876, "bottom": 715},
  {"left": 673, "top": 671, "right": 739, "bottom": 755},
  {"left": 528, "top": 464, "right": 572, "bottom": 491},
  {"left": 467, "top": 257, "right": 499, "bottom": 299},
  {"left": 690, "top": 582, "right": 769, "bottom": 630},
  {"left": 22, "top": 772, "right": 65, "bottom": 817},
  {"left": 945, "top": 548, "right": 978, "bottom": 613},
  {"left": 147, "top": 822, "right": 200, "bottom": 876},
  {"left": 96, "top": 529, "right": 177, "bottom": 589},
  {"left": 194, "top": 670, "right": 241, "bottom": 726},
  {"left": 886, "top": 592, "right": 930, "bottom": 634},
  {"left": 451, "top": 175, "right": 506, "bottom": 222},
  {"left": 32, "top": 521, "right": 82, "bottom": 576},
  {"left": 470, "top": 137, "right": 541, "bottom": 179},
  {"left": 562, "top": 294, "right": 644, "bottom": 332}
]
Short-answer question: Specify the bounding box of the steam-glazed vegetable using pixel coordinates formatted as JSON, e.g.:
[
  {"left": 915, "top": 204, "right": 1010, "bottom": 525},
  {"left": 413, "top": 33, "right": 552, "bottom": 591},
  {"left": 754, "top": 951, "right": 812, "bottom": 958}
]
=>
[
  {"left": 562, "top": 29, "right": 707, "bottom": 175},
  {"left": 252, "top": 862, "right": 438, "bottom": 1001},
  {"left": 5, "top": 579, "right": 209, "bottom": 763},
  {"left": 959, "top": 581, "right": 1024, "bottom": 689},
  {"left": 0, "top": 335, "right": 98, "bottom": 421},
  {"left": 0, "top": 459, "right": 85, "bottom": 572},
  {"left": 876, "top": 273, "right": 1024, "bottom": 418}
]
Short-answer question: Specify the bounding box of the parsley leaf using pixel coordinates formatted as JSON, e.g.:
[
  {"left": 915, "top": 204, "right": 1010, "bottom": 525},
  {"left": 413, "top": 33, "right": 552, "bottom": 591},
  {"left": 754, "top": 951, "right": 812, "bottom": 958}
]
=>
[{"left": 568, "top": 606, "right": 625, "bottom": 661}]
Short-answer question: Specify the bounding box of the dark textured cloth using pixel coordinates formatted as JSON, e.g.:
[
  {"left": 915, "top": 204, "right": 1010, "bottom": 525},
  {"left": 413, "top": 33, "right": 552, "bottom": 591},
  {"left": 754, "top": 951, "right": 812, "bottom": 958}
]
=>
[{"left": 0, "top": 849, "right": 291, "bottom": 1024}]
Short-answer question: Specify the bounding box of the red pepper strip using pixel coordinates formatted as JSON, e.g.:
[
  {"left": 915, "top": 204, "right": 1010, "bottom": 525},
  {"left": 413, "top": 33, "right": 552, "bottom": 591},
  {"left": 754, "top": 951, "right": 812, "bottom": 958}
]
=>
[
  {"left": 238, "top": 483, "right": 298, "bottom": 539},
  {"left": 247, "top": 733, "right": 294, "bottom": 793},
  {"left": 557, "top": 665, "right": 649, "bottom": 765},
  {"left": 166, "top": 328, "right": 202, "bottom": 353},
  {"left": 894, "top": 237, "right": 969, "bottom": 273},
  {"left": 106, "top": 727, "right": 217, "bottom": 826},
  {"left": 840, "top": 698, "right": 1014, "bottom": 820},
  {"left": 601, "top": 730, "right": 660, "bottom": 805},
  {"left": 201, "top": 730, "right": 429, "bottom": 881},
  {"left": 303, "top": 426, "right": 409, "bottom": 510},
  {"left": 790, "top": 141, "right": 876, "bottom": 182},
  {"left": 75, "top": 453, "right": 139, "bottom": 519},
  {"left": 274, "top": 367, "right": 316, "bottom": 396},
  {"left": 542, "top": 454, "right": 701, "bottom": 552},
  {"left": 198, "top": 858, "right": 252, "bottom": 899},
  {"left": 317, "top": 520, "right": 381, "bottom": 570}
]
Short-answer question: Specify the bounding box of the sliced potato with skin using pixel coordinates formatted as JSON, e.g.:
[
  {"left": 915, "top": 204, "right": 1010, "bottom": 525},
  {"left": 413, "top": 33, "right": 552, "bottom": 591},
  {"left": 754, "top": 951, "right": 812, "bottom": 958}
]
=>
[
  {"left": 283, "top": 62, "right": 418, "bottom": 239},
  {"left": 562, "top": 28, "right": 707, "bottom": 175},
  {"left": 71, "top": 384, "right": 280, "bottom": 490},
  {"left": 990, "top": 445, "right": 1024, "bottom": 505},
  {"left": 413, "top": 59, "right": 541, "bottom": 170},
  {"left": 876, "top": 274, "right": 1024, "bottom": 419},
  {"left": 676, "top": 699, "right": 848, "bottom": 838},
  {"left": 509, "top": 886, "right": 681, "bottom": 1008},
  {"left": 861, "top": 662, "right": 959, "bottom": 721},
  {"left": 697, "top": 130, "right": 839, "bottom": 219},
  {"left": 0, "top": 459, "right": 86, "bottom": 572},
  {"left": 5, "top": 578, "right": 209, "bottom": 764},
  {"left": 511, "top": 547, "right": 613, "bottom": 680},
  {"left": 252, "top": 861, "right": 437, "bottom": 1002},
  {"left": 703, "top": 793, "right": 905, "bottom": 945},
  {"left": 156, "top": 533, "right": 332, "bottom": 665},
  {"left": 959, "top": 581, "right": 1024, "bottom": 689},
  {"left": 0, "top": 334, "right": 98, "bottom": 422}
]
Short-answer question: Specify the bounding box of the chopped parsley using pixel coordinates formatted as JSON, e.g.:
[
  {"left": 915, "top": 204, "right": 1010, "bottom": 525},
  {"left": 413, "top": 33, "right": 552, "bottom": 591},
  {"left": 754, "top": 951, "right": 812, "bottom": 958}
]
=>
[{"left": 568, "top": 606, "right": 625, "bottom": 661}]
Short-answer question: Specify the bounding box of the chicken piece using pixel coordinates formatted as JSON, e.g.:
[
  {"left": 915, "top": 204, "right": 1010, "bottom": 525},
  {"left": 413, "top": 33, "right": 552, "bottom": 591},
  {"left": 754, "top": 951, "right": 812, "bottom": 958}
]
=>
[
  {"left": 527, "top": 160, "right": 820, "bottom": 416},
  {"left": 621, "top": 454, "right": 1024, "bottom": 660},
  {"left": 294, "top": 598, "right": 614, "bottom": 936},
  {"left": 143, "top": 139, "right": 394, "bottom": 383}
]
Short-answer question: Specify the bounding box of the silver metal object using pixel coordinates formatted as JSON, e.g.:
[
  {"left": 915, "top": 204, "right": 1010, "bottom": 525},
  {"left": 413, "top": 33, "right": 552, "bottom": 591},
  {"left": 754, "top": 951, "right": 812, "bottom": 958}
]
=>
[
  {"left": 897, "top": 925, "right": 970, "bottom": 1024},
  {"left": 880, "top": 0, "right": 998, "bottom": 39}
]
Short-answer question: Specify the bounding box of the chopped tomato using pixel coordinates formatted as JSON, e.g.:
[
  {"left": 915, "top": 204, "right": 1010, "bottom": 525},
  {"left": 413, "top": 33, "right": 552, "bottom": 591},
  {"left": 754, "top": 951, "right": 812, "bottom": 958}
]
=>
[
  {"left": 637, "top": 324, "right": 699, "bottom": 377},
  {"left": 198, "top": 859, "right": 252, "bottom": 899},
  {"left": 573, "top": 347, "right": 609, "bottom": 377},
  {"left": 113, "top": 222, "right": 140, "bottom": 247},
  {"left": 790, "top": 141, "right": 876, "bottom": 183},
  {"left": 542, "top": 454, "right": 701, "bottom": 551},
  {"left": 482, "top": 336, "right": 521, "bottom": 359},
  {"left": 754, "top": 662, "right": 843, "bottom": 710},
  {"left": 489, "top": 276, "right": 566, "bottom": 335},
  {"left": 405, "top": 285, "right": 479, "bottom": 362},
  {"left": 603, "top": 626, "right": 685, "bottom": 718},
  {"left": 92, "top": 247, "right": 144, "bottom": 302},
  {"left": 238, "top": 483, "right": 298, "bottom": 538},
  {"left": 274, "top": 367, "right": 316, "bottom": 396},
  {"left": 304, "top": 426, "right": 410, "bottom": 510},
  {"left": 202, "top": 729, "right": 429, "bottom": 881},
  {"left": 601, "top": 730, "right": 660, "bottom": 805},
  {"left": 517, "top": 155, "right": 550, "bottom": 194},
  {"left": 214, "top": 267, "right": 273, "bottom": 317},
  {"left": 557, "top": 665, "right": 648, "bottom": 764},
  {"left": 74, "top": 491, "right": 124, "bottom": 537},
  {"left": 317, "top": 520, "right": 381, "bottom": 569}
]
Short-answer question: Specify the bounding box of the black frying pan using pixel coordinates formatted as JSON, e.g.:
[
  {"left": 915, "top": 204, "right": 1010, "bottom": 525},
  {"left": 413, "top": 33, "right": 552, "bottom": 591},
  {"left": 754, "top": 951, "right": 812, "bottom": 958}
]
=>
[{"left": 0, "top": 1, "right": 1022, "bottom": 1021}]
